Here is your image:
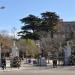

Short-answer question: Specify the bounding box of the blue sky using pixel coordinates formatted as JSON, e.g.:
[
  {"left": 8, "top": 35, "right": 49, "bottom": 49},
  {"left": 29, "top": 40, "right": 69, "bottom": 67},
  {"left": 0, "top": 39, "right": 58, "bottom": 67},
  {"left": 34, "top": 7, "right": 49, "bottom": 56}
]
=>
[{"left": 0, "top": 0, "right": 75, "bottom": 34}]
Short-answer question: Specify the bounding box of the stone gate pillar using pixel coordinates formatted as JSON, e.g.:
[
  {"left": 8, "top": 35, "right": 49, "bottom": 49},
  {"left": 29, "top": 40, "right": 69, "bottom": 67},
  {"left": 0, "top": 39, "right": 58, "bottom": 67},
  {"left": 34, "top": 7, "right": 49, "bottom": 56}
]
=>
[
  {"left": 64, "top": 41, "right": 71, "bottom": 65},
  {"left": 11, "top": 41, "right": 19, "bottom": 58}
]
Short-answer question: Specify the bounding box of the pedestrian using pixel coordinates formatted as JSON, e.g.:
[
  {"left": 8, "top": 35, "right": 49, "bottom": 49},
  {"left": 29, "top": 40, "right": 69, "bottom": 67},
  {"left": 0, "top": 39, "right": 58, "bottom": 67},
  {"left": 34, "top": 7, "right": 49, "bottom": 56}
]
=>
[
  {"left": 1, "top": 57, "right": 6, "bottom": 70},
  {"left": 53, "top": 59, "right": 57, "bottom": 68}
]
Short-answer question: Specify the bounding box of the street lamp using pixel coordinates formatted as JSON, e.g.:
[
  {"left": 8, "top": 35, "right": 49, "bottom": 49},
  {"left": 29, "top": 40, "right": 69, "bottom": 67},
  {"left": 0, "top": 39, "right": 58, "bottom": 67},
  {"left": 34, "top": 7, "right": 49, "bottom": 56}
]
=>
[
  {"left": 0, "top": 6, "right": 5, "bottom": 66},
  {"left": 0, "top": 6, "right": 5, "bottom": 9},
  {"left": 0, "top": 43, "right": 2, "bottom": 67}
]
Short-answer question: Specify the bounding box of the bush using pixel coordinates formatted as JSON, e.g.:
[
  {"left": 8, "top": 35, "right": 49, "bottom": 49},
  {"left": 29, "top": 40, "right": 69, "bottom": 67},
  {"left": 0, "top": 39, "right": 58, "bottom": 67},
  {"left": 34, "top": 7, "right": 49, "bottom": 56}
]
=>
[{"left": 10, "top": 56, "right": 21, "bottom": 68}]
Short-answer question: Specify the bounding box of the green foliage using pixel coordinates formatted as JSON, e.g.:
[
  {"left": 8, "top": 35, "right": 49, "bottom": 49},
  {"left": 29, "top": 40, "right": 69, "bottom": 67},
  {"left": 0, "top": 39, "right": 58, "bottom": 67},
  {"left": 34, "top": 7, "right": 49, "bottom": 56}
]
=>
[
  {"left": 18, "top": 11, "right": 59, "bottom": 39},
  {"left": 18, "top": 14, "right": 41, "bottom": 40},
  {"left": 41, "top": 11, "right": 59, "bottom": 38},
  {"left": 17, "top": 39, "right": 39, "bottom": 58},
  {"left": 18, "top": 11, "right": 59, "bottom": 58}
]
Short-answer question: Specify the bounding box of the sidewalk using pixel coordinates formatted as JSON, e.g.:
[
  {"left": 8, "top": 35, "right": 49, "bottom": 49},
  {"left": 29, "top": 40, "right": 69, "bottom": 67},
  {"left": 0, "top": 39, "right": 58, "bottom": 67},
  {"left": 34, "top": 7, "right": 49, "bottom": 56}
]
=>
[
  {"left": 0, "top": 60, "right": 23, "bottom": 72},
  {"left": 0, "top": 60, "right": 75, "bottom": 72},
  {"left": 0, "top": 60, "right": 37, "bottom": 71}
]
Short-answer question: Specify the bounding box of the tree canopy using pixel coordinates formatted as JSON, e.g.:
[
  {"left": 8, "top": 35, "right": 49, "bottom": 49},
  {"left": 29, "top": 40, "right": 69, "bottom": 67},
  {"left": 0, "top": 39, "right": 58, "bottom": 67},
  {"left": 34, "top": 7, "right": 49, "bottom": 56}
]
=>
[{"left": 18, "top": 11, "right": 59, "bottom": 40}]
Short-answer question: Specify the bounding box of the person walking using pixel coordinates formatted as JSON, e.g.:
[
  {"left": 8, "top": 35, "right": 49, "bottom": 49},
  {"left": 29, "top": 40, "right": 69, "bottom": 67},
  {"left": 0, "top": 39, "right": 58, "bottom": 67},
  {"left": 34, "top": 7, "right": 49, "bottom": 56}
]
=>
[
  {"left": 53, "top": 59, "right": 57, "bottom": 68},
  {"left": 1, "top": 57, "right": 6, "bottom": 70}
]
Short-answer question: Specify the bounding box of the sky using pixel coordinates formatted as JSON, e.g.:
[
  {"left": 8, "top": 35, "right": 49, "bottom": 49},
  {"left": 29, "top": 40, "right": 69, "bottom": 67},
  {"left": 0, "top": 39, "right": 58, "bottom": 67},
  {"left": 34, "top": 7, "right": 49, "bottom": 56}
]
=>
[{"left": 0, "top": 0, "right": 75, "bottom": 35}]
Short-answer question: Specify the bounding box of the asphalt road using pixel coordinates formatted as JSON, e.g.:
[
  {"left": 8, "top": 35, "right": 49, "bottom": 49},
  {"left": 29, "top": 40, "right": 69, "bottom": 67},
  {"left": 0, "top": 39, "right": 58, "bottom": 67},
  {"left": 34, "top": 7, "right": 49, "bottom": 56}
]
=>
[
  {"left": 0, "top": 60, "right": 75, "bottom": 75},
  {"left": 0, "top": 69, "right": 75, "bottom": 75},
  {"left": 0, "top": 66, "right": 75, "bottom": 75}
]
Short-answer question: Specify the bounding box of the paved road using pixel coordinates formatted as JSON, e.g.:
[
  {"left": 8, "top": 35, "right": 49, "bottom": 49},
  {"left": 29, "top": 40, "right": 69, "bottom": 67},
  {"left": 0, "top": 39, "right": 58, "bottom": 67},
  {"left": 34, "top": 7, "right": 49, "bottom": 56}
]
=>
[
  {"left": 0, "top": 60, "right": 75, "bottom": 75},
  {"left": 0, "top": 71, "right": 75, "bottom": 75},
  {"left": 0, "top": 68, "right": 75, "bottom": 75},
  {"left": 0, "top": 64, "right": 75, "bottom": 75}
]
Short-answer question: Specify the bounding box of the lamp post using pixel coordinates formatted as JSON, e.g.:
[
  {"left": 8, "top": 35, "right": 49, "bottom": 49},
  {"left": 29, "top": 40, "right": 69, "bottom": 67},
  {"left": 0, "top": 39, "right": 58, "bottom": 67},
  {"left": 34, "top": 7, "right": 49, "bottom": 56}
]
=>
[
  {"left": 0, "top": 6, "right": 5, "bottom": 9},
  {"left": 0, "top": 43, "right": 2, "bottom": 67},
  {"left": 0, "top": 6, "right": 5, "bottom": 67}
]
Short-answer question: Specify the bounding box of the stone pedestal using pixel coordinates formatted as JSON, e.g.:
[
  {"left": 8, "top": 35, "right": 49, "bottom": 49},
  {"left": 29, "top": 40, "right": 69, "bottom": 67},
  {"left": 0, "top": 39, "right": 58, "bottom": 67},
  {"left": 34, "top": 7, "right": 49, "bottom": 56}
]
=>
[
  {"left": 10, "top": 41, "right": 19, "bottom": 67},
  {"left": 37, "top": 57, "right": 47, "bottom": 66}
]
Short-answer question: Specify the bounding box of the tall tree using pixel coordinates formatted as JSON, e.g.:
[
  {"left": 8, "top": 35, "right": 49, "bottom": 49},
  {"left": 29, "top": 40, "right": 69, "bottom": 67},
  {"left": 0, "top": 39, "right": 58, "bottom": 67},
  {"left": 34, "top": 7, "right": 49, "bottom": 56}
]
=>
[
  {"left": 18, "top": 14, "right": 41, "bottom": 40},
  {"left": 18, "top": 11, "right": 59, "bottom": 58},
  {"left": 41, "top": 11, "right": 59, "bottom": 38},
  {"left": 38, "top": 11, "right": 59, "bottom": 58},
  {"left": 18, "top": 12, "right": 59, "bottom": 39}
]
